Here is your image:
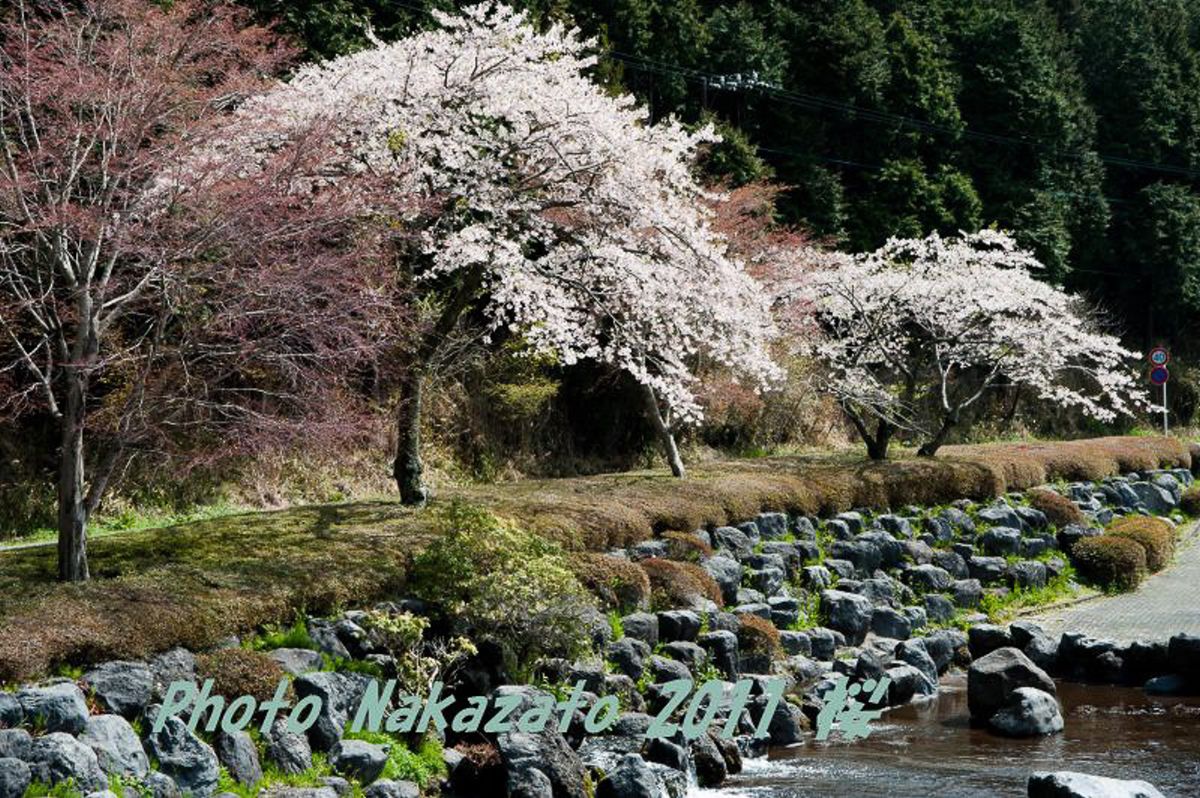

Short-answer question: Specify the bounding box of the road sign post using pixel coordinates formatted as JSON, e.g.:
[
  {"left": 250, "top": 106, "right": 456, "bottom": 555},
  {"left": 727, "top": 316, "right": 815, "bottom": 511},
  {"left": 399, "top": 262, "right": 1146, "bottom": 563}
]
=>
[{"left": 1148, "top": 348, "right": 1170, "bottom": 434}]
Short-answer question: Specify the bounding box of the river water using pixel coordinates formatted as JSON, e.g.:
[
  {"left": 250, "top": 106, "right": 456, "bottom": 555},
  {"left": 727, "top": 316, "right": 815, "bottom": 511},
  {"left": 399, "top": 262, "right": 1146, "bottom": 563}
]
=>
[{"left": 700, "top": 675, "right": 1200, "bottom": 797}]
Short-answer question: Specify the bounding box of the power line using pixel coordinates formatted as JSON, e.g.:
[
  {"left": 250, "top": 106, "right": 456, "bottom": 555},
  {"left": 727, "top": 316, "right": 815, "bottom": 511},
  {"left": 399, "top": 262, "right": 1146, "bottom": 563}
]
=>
[
  {"left": 350, "top": 2, "right": 1197, "bottom": 189},
  {"left": 607, "top": 50, "right": 1200, "bottom": 182}
]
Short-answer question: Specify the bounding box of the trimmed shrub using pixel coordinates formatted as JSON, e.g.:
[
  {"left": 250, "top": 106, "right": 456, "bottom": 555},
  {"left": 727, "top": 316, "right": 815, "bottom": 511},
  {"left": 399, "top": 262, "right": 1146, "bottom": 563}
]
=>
[
  {"left": 663, "top": 530, "right": 714, "bottom": 562},
  {"left": 737, "top": 614, "right": 781, "bottom": 659},
  {"left": 638, "top": 558, "right": 724, "bottom": 610},
  {"left": 409, "top": 502, "right": 597, "bottom": 671},
  {"left": 1180, "top": 484, "right": 1200, "bottom": 516},
  {"left": 1189, "top": 442, "right": 1200, "bottom": 476},
  {"left": 1072, "top": 535, "right": 1147, "bottom": 592},
  {"left": 568, "top": 553, "right": 651, "bottom": 613},
  {"left": 196, "top": 648, "right": 288, "bottom": 703},
  {"left": 1025, "top": 488, "right": 1084, "bottom": 528},
  {"left": 1107, "top": 516, "right": 1175, "bottom": 572}
]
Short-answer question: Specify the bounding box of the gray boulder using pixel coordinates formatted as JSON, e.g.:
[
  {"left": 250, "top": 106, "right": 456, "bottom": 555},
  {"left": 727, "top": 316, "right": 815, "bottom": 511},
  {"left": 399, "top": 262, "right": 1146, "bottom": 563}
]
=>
[
  {"left": 931, "top": 551, "right": 969, "bottom": 579},
  {"left": 870, "top": 607, "right": 911, "bottom": 640},
  {"left": 939, "top": 508, "right": 976, "bottom": 535},
  {"left": 269, "top": 648, "right": 325, "bottom": 677},
  {"left": 1130, "top": 482, "right": 1175, "bottom": 514},
  {"left": 923, "top": 594, "right": 956, "bottom": 624},
  {"left": 26, "top": 733, "right": 107, "bottom": 792},
  {"left": 620, "top": 613, "right": 659, "bottom": 648},
  {"left": 144, "top": 770, "right": 182, "bottom": 798},
  {"left": 0, "top": 758, "right": 30, "bottom": 798},
  {"left": 606, "top": 638, "right": 649, "bottom": 680},
  {"left": 657, "top": 611, "right": 701, "bottom": 643},
  {"left": 701, "top": 556, "right": 743, "bottom": 604},
  {"left": 0, "top": 696, "right": 20, "bottom": 730},
  {"left": 756, "top": 512, "right": 789, "bottom": 540},
  {"left": 215, "top": 730, "right": 262, "bottom": 787},
  {"left": 711, "top": 527, "right": 753, "bottom": 558},
  {"left": 330, "top": 740, "right": 388, "bottom": 785},
  {"left": 495, "top": 688, "right": 585, "bottom": 798},
  {"left": 902, "top": 564, "right": 953, "bottom": 593},
  {"left": 698, "top": 632, "right": 738, "bottom": 679},
  {"left": 968, "top": 557, "right": 1008, "bottom": 585},
  {"left": 988, "top": 687, "right": 1063, "bottom": 737},
  {"left": 148, "top": 648, "right": 197, "bottom": 703},
  {"left": 1027, "top": 771, "right": 1165, "bottom": 798},
  {"left": 820, "top": 590, "right": 873, "bottom": 645},
  {"left": 16, "top": 683, "right": 90, "bottom": 734},
  {"left": 968, "top": 624, "right": 1014, "bottom": 659},
  {"left": 952, "top": 578, "right": 984, "bottom": 608},
  {"left": 1010, "top": 561, "right": 1048, "bottom": 590},
  {"left": 980, "top": 528, "right": 1022, "bottom": 557},
  {"left": 885, "top": 663, "right": 937, "bottom": 706},
  {"left": 293, "top": 671, "right": 371, "bottom": 752},
  {"left": 264, "top": 716, "right": 313, "bottom": 775},
  {"left": 834, "top": 512, "right": 864, "bottom": 535},
  {"left": 83, "top": 662, "right": 154, "bottom": 719},
  {"left": 363, "top": 781, "right": 419, "bottom": 798},
  {"left": 894, "top": 640, "right": 939, "bottom": 687},
  {"left": 0, "top": 730, "right": 30, "bottom": 761},
  {"left": 1167, "top": 633, "right": 1200, "bottom": 686},
  {"left": 143, "top": 708, "right": 220, "bottom": 797},
  {"left": 79, "top": 715, "right": 149, "bottom": 778},
  {"left": 689, "top": 733, "right": 726, "bottom": 787},
  {"left": 978, "top": 505, "right": 1021, "bottom": 529},
  {"left": 596, "top": 753, "right": 660, "bottom": 798},
  {"left": 968, "top": 647, "right": 1056, "bottom": 720}
]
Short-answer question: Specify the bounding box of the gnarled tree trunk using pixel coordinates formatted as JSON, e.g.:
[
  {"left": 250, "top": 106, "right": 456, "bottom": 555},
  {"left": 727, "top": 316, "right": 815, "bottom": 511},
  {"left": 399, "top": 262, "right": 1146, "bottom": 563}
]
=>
[{"left": 642, "top": 383, "right": 685, "bottom": 478}]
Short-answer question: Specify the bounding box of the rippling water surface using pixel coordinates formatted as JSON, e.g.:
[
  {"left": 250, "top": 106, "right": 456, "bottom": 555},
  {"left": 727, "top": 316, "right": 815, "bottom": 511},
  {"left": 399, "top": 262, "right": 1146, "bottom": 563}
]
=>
[{"left": 706, "top": 675, "right": 1200, "bottom": 797}]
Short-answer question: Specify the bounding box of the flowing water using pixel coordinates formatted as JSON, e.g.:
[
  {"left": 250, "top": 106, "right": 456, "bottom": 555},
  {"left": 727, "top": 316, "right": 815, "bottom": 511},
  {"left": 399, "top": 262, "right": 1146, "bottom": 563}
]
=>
[{"left": 702, "top": 675, "right": 1200, "bottom": 797}]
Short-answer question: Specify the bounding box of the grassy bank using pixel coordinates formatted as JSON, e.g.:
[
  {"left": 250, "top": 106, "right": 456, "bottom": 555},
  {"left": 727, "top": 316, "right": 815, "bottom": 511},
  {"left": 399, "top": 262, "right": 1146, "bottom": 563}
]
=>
[{"left": 0, "top": 435, "right": 1189, "bottom": 684}]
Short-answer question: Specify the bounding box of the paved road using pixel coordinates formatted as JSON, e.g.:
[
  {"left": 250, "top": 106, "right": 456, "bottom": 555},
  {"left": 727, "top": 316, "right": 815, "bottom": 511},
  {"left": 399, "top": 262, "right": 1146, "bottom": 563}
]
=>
[{"left": 1027, "top": 522, "right": 1200, "bottom": 643}]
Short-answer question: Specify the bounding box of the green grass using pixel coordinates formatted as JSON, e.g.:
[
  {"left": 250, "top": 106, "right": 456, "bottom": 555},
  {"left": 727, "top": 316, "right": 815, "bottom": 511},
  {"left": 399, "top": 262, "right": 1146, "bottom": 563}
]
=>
[
  {"left": 979, "top": 566, "right": 1084, "bottom": 622},
  {"left": 246, "top": 615, "right": 318, "bottom": 652},
  {"left": 217, "top": 753, "right": 342, "bottom": 798},
  {"left": 340, "top": 730, "right": 447, "bottom": 788}
]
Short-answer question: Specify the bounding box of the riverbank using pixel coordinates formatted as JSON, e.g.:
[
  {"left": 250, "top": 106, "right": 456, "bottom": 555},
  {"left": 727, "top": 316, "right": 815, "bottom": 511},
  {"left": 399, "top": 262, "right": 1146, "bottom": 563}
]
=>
[
  {"left": 0, "top": 436, "right": 1189, "bottom": 684},
  {"left": 0, "top": 437, "right": 1197, "bottom": 798}
]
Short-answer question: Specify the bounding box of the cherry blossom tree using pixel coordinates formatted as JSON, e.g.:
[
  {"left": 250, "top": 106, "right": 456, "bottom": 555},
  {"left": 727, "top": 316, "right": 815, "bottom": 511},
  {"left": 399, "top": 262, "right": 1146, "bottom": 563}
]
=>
[
  {"left": 809, "top": 230, "right": 1146, "bottom": 459},
  {"left": 201, "top": 2, "right": 781, "bottom": 498},
  {"left": 0, "top": 0, "right": 398, "bottom": 580}
]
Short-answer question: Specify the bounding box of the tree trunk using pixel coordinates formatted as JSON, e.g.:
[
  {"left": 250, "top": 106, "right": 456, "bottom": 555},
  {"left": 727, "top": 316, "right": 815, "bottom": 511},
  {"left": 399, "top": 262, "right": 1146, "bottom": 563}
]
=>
[
  {"left": 917, "top": 412, "right": 958, "bottom": 458},
  {"left": 57, "top": 369, "right": 89, "bottom": 582},
  {"left": 865, "top": 422, "right": 894, "bottom": 461},
  {"left": 393, "top": 367, "right": 427, "bottom": 505},
  {"left": 844, "top": 405, "right": 894, "bottom": 460},
  {"left": 642, "top": 383, "right": 685, "bottom": 478}
]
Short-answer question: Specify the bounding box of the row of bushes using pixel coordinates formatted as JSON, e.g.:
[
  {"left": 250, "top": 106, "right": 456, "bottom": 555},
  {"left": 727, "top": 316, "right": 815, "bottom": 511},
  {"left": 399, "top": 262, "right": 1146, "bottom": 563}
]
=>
[{"left": 497, "top": 435, "right": 1192, "bottom": 551}]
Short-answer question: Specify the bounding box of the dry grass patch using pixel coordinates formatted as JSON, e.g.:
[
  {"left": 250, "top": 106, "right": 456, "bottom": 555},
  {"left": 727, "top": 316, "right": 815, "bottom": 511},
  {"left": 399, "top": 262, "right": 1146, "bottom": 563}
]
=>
[
  {"left": 567, "top": 553, "right": 650, "bottom": 613},
  {"left": 737, "top": 614, "right": 782, "bottom": 659},
  {"left": 1026, "top": 488, "right": 1085, "bottom": 528},
  {"left": 638, "top": 558, "right": 724, "bottom": 610},
  {"left": 196, "top": 648, "right": 289, "bottom": 703}
]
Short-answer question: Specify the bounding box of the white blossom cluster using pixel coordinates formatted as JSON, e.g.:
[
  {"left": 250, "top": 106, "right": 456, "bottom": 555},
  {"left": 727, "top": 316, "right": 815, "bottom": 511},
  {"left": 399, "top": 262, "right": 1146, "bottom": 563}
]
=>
[
  {"left": 809, "top": 230, "right": 1147, "bottom": 431},
  {"left": 196, "top": 2, "right": 781, "bottom": 421}
]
